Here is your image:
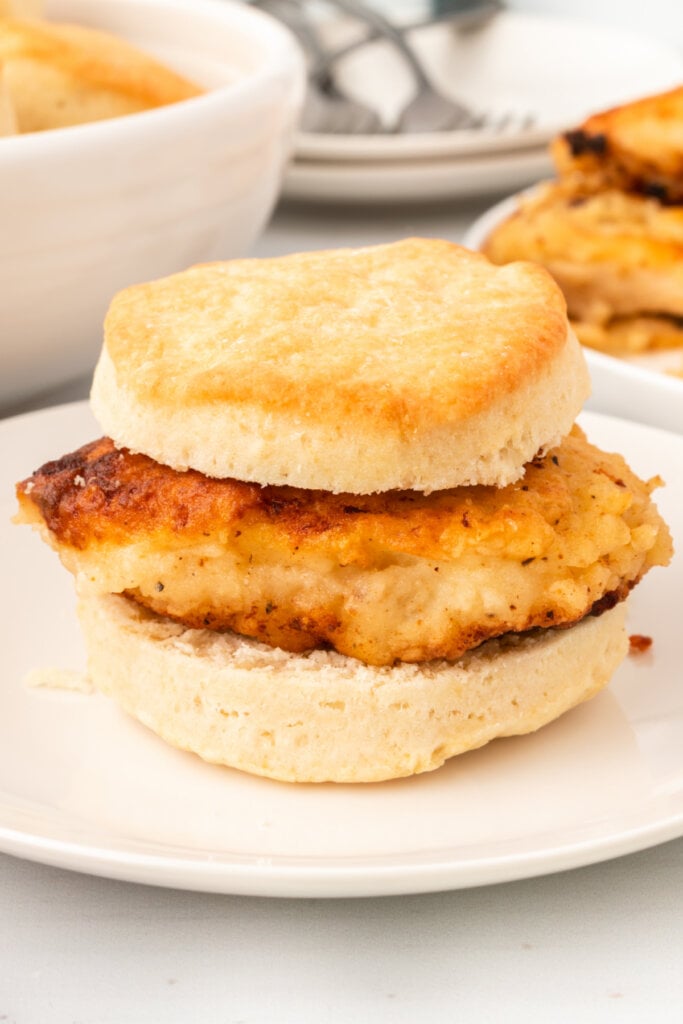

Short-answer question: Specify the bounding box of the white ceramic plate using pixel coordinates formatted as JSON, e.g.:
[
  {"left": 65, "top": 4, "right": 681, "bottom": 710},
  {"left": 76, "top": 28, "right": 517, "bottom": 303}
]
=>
[
  {"left": 293, "top": 10, "right": 683, "bottom": 163},
  {"left": 283, "top": 147, "right": 552, "bottom": 203},
  {"left": 2, "top": 402, "right": 682, "bottom": 898},
  {"left": 462, "top": 194, "right": 683, "bottom": 435}
]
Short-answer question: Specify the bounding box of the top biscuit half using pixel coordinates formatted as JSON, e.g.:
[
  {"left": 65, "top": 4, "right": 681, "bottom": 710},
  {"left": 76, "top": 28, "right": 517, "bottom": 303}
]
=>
[
  {"left": 552, "top": 85, "right": 683, "bottom": 204},
  {"left": 91, "top": 239, "right": 589, "bottom": 494}
]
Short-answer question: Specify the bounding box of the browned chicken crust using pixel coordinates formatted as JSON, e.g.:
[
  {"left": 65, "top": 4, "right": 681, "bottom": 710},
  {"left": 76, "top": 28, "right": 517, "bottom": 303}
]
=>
[
  {"left": 16, "top": 430, "right": 672, "bottom": 666},
  {"left": 483, "top": 182, "right": 683, "bottom": 355},
  {"left": 485, "top": 87, "right": 683, "bottom": 360}
]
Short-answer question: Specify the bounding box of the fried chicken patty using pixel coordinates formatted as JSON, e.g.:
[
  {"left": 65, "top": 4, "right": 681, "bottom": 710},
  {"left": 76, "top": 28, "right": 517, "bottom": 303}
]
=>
[
  {"left": 483, "top": 183, "right": 683, "bottom": 355},
  {"left": 16, "top": 428, "right": 672, "bottom": 667},
  {"left": 573, "top": 314, "right": 683, "bottom": 356}
]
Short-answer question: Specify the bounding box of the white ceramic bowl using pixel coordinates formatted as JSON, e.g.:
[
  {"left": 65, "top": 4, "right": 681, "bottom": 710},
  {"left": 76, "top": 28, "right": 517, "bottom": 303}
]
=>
[
  {"left": 0, "top": 0, "right": 304, "bottom": 410},
  {"left": 463, "top": 194, "right": 683, "bottom": 436}
]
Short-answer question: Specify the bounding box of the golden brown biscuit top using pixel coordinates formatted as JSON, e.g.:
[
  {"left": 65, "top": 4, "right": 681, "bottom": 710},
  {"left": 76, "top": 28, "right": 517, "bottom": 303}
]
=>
[
  {"left": 552, "top": 86, "right": 683, "bottom": 203},
  {"left": 103, "top": 238, "right": 568, "bottom": 431}
]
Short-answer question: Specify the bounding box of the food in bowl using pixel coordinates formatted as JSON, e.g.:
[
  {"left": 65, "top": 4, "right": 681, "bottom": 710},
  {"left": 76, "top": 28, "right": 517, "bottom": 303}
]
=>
[
  {"left": 0, "top": 0, "right": 304, "bottom": 410},
  {"left": 0, "top": 1, "right": 42, "bottom": 17},
  {"left": 482, "top": 86, "right": 683, "bottom": 372},
  {"left": 15, "top": 239, "right": 672, "bottom": 783},
  {"left": 0, "top": 10, "right": 202, "bottom": 133}
]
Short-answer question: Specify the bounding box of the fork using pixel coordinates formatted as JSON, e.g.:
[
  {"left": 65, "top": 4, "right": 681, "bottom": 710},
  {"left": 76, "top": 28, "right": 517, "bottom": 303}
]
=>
[
  {"left": 311, "top": 0, "right": 535, "bottom": 136},
  {"left": 257, "top": 0, "right": 534, "bottom": 137},
  {"left": 256, "top": 0, "right": 382, "bottom": 134},
  {"left": 323, "top": 0, "right": 485, "bottom": 132}
]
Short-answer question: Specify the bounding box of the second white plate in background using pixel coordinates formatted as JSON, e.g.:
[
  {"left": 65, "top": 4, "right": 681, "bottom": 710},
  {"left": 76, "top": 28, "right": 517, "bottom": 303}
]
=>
[
  {"left": 284, "top": 148, "right": 552, "bottom": 204},
  {"left": 283, "top": 10, "right": 683, "bottom": 203}
]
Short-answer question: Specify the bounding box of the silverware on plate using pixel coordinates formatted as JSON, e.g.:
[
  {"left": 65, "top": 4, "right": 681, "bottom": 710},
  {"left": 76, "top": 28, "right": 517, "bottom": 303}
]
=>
[
  {"left": 256, "top": 0, "right": 383, "bottom": 134},
  {"left": 324, "top": 0, "right": 484, "bottom": 132},
  {"left": 255, "top": 0, "right": 534, "bottom": 135}
]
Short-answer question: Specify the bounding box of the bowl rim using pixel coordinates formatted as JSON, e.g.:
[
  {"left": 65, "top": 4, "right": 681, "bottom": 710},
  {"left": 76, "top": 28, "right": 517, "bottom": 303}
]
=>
[{"left": 0, "top": 0, "right": 305, "bottom": 155}]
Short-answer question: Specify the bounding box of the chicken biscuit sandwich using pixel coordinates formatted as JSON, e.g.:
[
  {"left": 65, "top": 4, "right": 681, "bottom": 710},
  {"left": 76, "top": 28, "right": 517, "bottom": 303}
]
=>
[
  {"left": 483, "top": 87, "right": 683, "bottom": 360},
  {"left": 15, "top": 239, "right": 672, "bottom": 782}
]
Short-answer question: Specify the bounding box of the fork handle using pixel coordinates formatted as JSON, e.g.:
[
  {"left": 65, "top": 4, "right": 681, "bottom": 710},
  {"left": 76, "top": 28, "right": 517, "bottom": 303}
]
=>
[
  {"left": 255, "top": 0, "right": 327, "bottom": 62},
  {"left": 318, "top": 0, "right": 435, "bottom": 90}
]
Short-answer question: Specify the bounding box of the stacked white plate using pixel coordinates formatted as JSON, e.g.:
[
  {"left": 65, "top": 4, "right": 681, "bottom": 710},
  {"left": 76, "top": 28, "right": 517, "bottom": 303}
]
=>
[{"left": 283, "top": 10, "right": 683, "bottom": 203}]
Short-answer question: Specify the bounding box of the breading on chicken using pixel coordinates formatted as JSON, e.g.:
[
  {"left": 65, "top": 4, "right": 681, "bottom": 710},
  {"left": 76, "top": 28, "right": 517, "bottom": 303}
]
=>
[
  {"left": 573, "top": 315, "right": 683, "bottom": 356},
  {"left": 483, "top": 181, "right": 683, "bottom": 356},
  {"left": 16, "top": 426, "right": 672, "bottom": 668}
]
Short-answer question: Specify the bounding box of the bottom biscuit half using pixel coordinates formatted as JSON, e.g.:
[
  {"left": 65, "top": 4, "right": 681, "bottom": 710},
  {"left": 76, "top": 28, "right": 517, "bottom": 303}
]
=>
[{"left": 77, "top": 593, "right": 629, "bottom": 784}]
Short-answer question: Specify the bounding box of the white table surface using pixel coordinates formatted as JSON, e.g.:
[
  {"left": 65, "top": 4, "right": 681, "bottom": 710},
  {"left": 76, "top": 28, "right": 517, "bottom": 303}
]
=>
[{"left": 3, "top": 193, "right": 682, "bottom": 1021}]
